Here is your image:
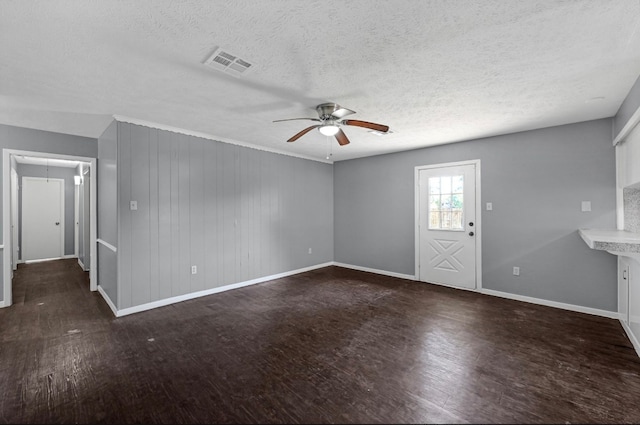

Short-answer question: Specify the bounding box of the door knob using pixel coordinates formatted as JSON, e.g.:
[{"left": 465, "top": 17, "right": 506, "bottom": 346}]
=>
[
  {"left": 469, "top": 231, "right": 474, "bottom": 236},
  {"left": 55, "top": 222, "right": 60, "bottom": 226}
]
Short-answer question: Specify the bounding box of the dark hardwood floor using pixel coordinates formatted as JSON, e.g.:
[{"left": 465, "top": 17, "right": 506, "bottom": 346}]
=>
[{"left": 1, "top": 259, "right": 640, "bottom": 423}]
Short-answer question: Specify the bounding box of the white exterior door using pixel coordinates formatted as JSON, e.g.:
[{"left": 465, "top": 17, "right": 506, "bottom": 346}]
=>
[
  {"left": 417, "top": 162, "right": 478, "bottom": 289},
  {"left": 22, "top": 177, "right": 64, "bottom": 261}
]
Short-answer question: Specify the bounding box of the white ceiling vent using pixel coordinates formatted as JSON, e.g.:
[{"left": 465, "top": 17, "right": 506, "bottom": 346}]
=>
[{"left": 204, "top": 47, "right": 253, "bottom": 77}]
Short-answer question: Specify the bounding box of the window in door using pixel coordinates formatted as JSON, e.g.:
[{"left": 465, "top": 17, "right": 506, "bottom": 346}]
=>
[{"left": 428, "top": 175, "right": 464, "bottom": 231}]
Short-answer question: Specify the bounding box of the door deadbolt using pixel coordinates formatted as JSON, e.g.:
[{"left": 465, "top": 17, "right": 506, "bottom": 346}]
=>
[
  {"left": 55, "top": 222, "right": 60, "bottom": 225},
  {"left": 469, "top": 222, "right": 474, "bottom": 226}
]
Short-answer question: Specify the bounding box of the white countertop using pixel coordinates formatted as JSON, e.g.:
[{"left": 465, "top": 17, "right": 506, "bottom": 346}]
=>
[{"left": 578, "top": 228, "right": 640, "bottom": 256}]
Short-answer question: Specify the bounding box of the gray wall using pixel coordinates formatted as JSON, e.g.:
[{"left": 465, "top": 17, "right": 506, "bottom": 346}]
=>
[
  {"left": 0, "top": 124, "right": 97, "bottom": 303},
  {"left": 334, "top": 119, "right": 618, "bottom": 312},
  {"left": 98, "top": 120, "right": 118, "bottom": 305},
  {"left": 16, "top": 164, "right": 76, "bottom": 258},
  {"left": 115, "top": 122, "right": 334, "bottom": 310},
  {"left": 615, "top": 74, "right": 640, "bottom": 138}
]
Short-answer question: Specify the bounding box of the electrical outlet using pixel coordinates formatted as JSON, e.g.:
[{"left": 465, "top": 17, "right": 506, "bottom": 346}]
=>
[
  {"left": 191, "top": 265, "right": 197, "bottom": 275},
  {"left": 513, "top": 266, "right": 520, "bottom": 276},
  {"left": 486, "top": 202, "right": 493, "bottom": 211},
  {"left": 581, "top": 201, "right": 591, "bottom": 212},
  {"left": 308, "top": 248, "right": 312, "bottom": 254}
]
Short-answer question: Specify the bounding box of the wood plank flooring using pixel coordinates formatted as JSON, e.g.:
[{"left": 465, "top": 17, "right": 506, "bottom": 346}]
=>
[{"left": 2, "top": 259, "right": 640, "bottom": 423}]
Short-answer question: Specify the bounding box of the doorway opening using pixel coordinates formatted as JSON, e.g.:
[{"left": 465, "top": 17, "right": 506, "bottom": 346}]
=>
[{"left": 2, "top": 149, "right": 97, "bottom": 307}]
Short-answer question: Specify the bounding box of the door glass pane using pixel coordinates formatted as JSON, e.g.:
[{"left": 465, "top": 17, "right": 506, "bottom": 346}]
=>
[
  {"left": 452, "top": 175, "right": 464, "bottom": 193},
  {"left": 428, "top": 175, "right": 464, "bottom": 231},
  {"left": 429, "top": 211, "right": 441, "bottom": 228},
  {"left": 441, "top": 176, "right": 451, "bottom": 194},
  {"left": 429, "top": 177, "right": 440, "bottom": 194}
]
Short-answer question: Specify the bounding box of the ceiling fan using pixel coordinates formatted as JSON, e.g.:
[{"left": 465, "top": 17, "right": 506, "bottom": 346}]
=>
[{"left": 273, "top": 103, "right": 390, "bottom": 146}]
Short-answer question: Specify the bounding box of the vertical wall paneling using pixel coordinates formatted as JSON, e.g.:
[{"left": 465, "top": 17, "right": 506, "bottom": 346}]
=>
[
  {"left": 130, "top": 124, "right": 151, "bottom": 306},
  {"left": 203, "top": 140, "right": 218, "bottom": 289},
  {"left": 215, "top": 141, "right": 224, "bottom": 287},
  {"left": 178, "top": 136, "right": 191, "bottom": 295},
  {"left": 249, "top": 149, "right": 261, "bottom": 280},
  {"left": 97, "top": 120, "right": 118, "bottom": 305},
  {"left": 148, "top": 129, "right": 160, "bottom": 302},
  {"left": 222, "top": 143, "right": 235, "bottom": 285},
  {"left": 114, "top": 123, "right": 334, "bottom": 311},
  {"left": 269, "top": 153, "right": 280, "bottom": 276},
  {"left": 170, "top": 134, "right": 181, "bottom": 297},
  {"left": 239, "top": 148, "right": 249, "bottom": 282},
  {"left": 157, "top": 130, "right": 172, "bottom": 300},
  {"left": 118, "top": 123, "right": 132, "bottom": 309},
  {"left": 189, "top": 137, "right": 205, "bottom": 293}
]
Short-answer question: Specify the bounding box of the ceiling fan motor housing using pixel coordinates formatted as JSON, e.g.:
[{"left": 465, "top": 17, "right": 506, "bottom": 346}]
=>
[{"left": 316, "top": 103, "right": 355, "bottom": 120}]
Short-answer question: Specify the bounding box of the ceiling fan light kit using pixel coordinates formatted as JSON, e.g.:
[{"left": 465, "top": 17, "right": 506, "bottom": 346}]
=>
[
  {"left": 274, "top": 102, "right": 390, "bottom": 147},
  {"left": 319, "top": 124, "right": 340, "bottom": 136}
]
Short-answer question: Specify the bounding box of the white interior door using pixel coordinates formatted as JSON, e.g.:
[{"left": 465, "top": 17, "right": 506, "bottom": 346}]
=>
[
  {"left": 418, "top": 163, "right": 477, "bottom": 289},
  {"left": 22, "top": 177, "right": 64, "bottom": 261}
]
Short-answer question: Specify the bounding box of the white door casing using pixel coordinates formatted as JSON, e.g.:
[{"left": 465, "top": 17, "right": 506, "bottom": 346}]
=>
[
  {"left": 11, "top": 167, "right": 18, "bottom": 270},
  {"left": 22, "top": 177, "right": 64, "bottom": 262},
  {"left": 416, "top": 161, "right": 481, "bottom": 290}
]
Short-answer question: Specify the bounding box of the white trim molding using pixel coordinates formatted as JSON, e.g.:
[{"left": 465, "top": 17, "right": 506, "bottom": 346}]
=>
[
  {"left": 480, "top": 288, "right": 619, "bottom": 319},
  {"left": 332, "top": 262, "right": 415, "bottom": 281},
  {"left": 97, "top": 285, "right": 118, "bottom": 317},
  {"left": 113, "top": 115, "right": 333, "bottom": 165},
  {"left": 620, "top": 319, "right": 640, "bottom": 358},
  {"left": 106, "top": 262, "right": 334, "bottom": 317},
  {"left": 97, "top": 239, "right": 117, "bottom": 253}
]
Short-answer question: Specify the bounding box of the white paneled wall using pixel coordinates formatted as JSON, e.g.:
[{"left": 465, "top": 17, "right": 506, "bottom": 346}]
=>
[{"left": 111, "top": 122, "right": 333, "bottom": 310}]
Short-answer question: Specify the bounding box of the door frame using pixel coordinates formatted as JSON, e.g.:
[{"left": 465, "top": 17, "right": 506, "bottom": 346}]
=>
[
  {"left": 414, "top": 159, "right": 482, "bottom": 290},
  {"left": 10, "top": 166, "right": 18, "bottom": 271},
  {"left": 21, "top": 176, "right": 65, "bottom": 262},
  {"left": 74, "top": 182, "right": 79, "bottom": 259},
  {"left": 2, "top": 149, "right": 98, "bottom": 308}
]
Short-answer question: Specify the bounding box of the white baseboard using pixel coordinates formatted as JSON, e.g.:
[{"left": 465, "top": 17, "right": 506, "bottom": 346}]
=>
[
  {"left": 0, "top": 300, "right": 5, "bottom": 308},
  {"left": 77, "top": 258, "right": 86, "bottom": 271},
  {"left": 620, "top": 320, "right": 640, "bottom": 358},
  {"left": 332, "top": 262, "right": 416, "bottom": 281},
  {"left": 114, "top": 262, "right": 334, "bottom": 317},
  {"left": 479, "top": 288, "right": 618, "bottom": 319},
  {"left": 97, "top": 285, "right": 118, "bottom": 317}
]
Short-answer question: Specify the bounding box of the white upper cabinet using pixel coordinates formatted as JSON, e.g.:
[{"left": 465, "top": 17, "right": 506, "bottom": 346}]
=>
[{"left": 618, "top": 123, "right": 640, "bottom": 189}]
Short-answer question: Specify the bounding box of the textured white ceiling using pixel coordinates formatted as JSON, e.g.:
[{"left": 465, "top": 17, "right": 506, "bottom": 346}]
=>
[{"left": 1, "top": 0, "right": 640, "bottom": 162}]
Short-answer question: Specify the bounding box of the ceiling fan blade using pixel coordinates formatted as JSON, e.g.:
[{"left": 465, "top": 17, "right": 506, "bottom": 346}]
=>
[
  {"left": 288, "top": 125, "right": 320, "bottom": 142},
  {"left": 341, "top": 119, "right": 389, "bottom": 133},
  {"left": 273, "top": 118, "right": 321, "bottom": 123},
  {"left": 331, "top": 107, "right": 356, "bottom": 119},
  {"left": 334, "top": 129, "right": 350, "bottom": 146}
]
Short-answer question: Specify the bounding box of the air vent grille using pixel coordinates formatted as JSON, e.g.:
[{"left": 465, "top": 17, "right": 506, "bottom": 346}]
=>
[{"left": 204, "top": 47, "right": 253, "bottom": 77}]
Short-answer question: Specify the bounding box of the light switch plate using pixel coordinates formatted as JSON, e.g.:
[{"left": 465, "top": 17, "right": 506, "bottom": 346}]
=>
[
  {"left": 581, "top": 201, "right": 591, "bottom": 212},
  {"left": 130, "top": 200, "right": 138, "bottom": 211},
  {"left": 486, "top": 202, "right": 493, "bottom": 211}
]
